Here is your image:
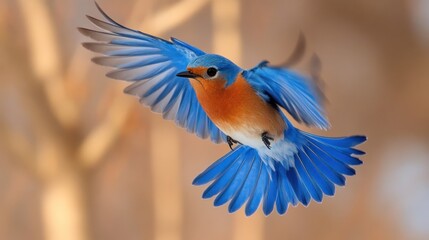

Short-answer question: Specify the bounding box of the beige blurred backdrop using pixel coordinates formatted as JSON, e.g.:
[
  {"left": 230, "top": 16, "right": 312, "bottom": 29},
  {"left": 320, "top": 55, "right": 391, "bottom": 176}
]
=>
[{"left": 1, "top": 0, "right": 429, "bottom": 240}]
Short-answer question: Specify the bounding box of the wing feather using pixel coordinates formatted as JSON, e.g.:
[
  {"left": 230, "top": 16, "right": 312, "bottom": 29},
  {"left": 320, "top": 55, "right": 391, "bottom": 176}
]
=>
[
  {"left": 81, "top": 3, "right": 226, "bottom": 143},
  {"left": 244, "top": 62, "right": 330, "bottom": 129}
]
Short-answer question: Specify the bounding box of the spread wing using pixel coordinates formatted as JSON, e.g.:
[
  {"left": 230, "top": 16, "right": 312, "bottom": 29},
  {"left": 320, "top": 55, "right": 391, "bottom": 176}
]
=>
[
  {"left": 80, "top": 3, "right": 227, "bottom": 143},
  {"left": 244, "top": 61, "right": 330, "bottom": 129}
]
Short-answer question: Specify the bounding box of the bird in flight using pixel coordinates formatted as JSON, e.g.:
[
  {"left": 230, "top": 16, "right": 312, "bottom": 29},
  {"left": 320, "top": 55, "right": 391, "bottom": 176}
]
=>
[{"left": 80, "top": 2, "right": 366, "bottom": 216}]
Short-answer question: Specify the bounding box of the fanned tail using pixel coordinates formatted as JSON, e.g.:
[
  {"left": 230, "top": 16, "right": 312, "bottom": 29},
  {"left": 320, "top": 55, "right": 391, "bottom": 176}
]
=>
[{"left": 193, "top": 129, "right": 366, "bottom": 216}]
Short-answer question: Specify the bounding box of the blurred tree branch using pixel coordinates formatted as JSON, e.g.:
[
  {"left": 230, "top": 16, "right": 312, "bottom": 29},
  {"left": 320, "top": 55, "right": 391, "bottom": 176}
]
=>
[
  {"left": 139, "top": 0, "right": 211, "bottom": 35},
  {"left": 17, "top": 0, "right": 78, "bottom": 129},
  {"left": 212, "top": 0, "right": 242, "bottom": 62},
  {"left": 78, "top": 94, "right": 134, "bottom": 169},
  {"left": 0, "top": 118, "right": 35, "bottom": 176},
  {"left": 16, "top": 0, "right": 92, "bottom": 239},
  {"left": 150, "top": 117, "right": 182, "bottom": 240}
]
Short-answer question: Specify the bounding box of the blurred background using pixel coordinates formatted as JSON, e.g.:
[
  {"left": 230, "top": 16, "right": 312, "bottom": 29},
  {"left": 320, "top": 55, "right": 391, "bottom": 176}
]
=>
[{"left": 1, "top": 0, "right": 429, "bottom": 239}]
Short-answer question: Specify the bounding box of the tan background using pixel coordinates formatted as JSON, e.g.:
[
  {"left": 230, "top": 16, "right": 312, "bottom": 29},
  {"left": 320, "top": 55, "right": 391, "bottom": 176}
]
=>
[{"left": 1, "top": 0, "right": 429, "bottom": 240}]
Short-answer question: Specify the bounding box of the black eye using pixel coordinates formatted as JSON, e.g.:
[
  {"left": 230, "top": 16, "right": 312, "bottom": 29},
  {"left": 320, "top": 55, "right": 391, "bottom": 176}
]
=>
[{"left": 206, "top": 67, "right": 218, "bottom": 77}]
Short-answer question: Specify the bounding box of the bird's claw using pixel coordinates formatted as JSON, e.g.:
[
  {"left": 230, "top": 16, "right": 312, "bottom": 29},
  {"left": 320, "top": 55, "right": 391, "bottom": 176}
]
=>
[
  {"left": 262, "top": 132, "right": 274, "bottom": 150},
  {"left": 227, "top": 136, "right": 241, "bottom": 150}
]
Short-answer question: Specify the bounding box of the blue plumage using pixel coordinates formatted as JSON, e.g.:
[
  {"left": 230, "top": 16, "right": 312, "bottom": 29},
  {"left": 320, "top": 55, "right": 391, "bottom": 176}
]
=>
[
  {"left": 193, "top": 119, "right": 366, "bottom": 215},
  {"left": 81, "top": 2, "right": 367, "bottom": 216},
  {"left": 244, "top": 63, "right": 330, "bottom": 129}
]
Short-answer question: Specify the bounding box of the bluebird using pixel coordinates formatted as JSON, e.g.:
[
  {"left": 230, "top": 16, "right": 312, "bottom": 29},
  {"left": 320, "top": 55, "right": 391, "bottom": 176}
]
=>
[{"left": 80, "top": 3, "right": 366, "bottom": 216}]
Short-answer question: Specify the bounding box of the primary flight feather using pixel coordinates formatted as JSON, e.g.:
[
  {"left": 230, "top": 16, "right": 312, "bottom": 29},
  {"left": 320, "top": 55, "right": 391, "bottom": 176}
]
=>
[{"left": 80, "top": 3, "right": 366, "bottom": 216}]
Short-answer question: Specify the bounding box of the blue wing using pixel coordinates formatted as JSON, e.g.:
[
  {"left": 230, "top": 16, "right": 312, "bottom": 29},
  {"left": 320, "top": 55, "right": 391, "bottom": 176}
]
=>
[
  {"left": 80, "top": 3, "right": 226, "bottom": 143},
  {"left": 243, "top": 61, "right": 330, "bottom": 129}
]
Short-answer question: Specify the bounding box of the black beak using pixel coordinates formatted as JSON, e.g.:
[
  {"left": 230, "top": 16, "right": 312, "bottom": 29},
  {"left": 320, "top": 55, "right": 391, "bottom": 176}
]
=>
[{"left": 176, "top": 71, "right": 199, "bottom": 78}]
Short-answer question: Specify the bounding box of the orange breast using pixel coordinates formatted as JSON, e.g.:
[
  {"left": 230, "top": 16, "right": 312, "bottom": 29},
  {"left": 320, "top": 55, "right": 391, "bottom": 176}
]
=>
[{"left": 190, "top": 73, "right": 286, "bottom": 139}]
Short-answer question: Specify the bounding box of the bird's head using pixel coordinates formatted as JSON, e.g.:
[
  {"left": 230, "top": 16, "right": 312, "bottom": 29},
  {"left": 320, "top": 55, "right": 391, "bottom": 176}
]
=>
[{"left": 176, "top": 54, "right": 242, "bottom": 88}]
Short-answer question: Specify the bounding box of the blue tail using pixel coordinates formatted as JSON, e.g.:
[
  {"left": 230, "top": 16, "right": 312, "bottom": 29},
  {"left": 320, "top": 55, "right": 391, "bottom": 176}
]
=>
[{"left": 192, "top": 127, "right": 366, "bottom": 216}]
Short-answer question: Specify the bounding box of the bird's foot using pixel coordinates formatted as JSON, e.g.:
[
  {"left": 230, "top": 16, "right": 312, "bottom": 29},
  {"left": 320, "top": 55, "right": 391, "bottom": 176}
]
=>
[
  {"left": 227, "top": 136, "right": 241, "bottom": 150},
  {"left": 262, "top": 132, "right": 274, "bottom": 150}
]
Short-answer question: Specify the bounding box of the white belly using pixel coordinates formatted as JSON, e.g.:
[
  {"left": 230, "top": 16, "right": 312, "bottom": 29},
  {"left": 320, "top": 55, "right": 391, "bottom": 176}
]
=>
[
  {"left": 218, "top": 121, "right": 283, "bottom": 148},
  {"left": 220, "top": 122, "right": 297, "bottom": 169}
]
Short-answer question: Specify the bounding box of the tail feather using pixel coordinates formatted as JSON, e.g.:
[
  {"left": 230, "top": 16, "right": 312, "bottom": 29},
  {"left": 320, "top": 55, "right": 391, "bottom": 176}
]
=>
[
  {"left": 299, "top": 149, "right": 335, "bottom": 196},
  {"left": 193, "top": 146, "right": 244, "bottom": 185},
  {"left": 276, "top": 170, "right": 289, "bottom": 214},
  {"left": 214, "top": 151, "right": 255, "bottom": 206},
  {"left": 302, "top": 133, "right": 366, "bottom": 148},
  {"left": 349, "top": 148, "right": 366, "bottom": 155},
  {"left": 276, "top": 164, "right": 305, "bottom": 214},
  {"left": 285, "top": 164, "right": 311, "bottom": 206},
  {"left": 293, "top": 153, "right": 324, "bottom": 202},
  {"left": 307, "top": 141, "right": 356, "bottom": 176},
  {"left": 276, "top": 192, "right": 288, "bottom": 214},
  {"left": 245, "top": 165, "right": 268, "bottom": 216},
  {"left": 336, "top": 146, "right": 365, "bottom": 156},
  {"left": 262, "top": 170, "right": 278, "bottom": 215},
  {"left": 229, "top": 155, "right": 261, "bottom": 213},
  {"left": 193, "top": 129, "right": 366, "bottom": 216},
  {"left": 281, "top": 167, "right": 299, "bottom": 206},
  {"left": 201, "top": 150, "right": 246, "bottom": 199},
  {"left": 304, "top": 146, "right": 346, "bottom": 186},
  {"left": 330, "top": 148, "right": 363, "bottom": 165},
  {"left": 309, "top": 138, "right": 363, "bottom": 165}
]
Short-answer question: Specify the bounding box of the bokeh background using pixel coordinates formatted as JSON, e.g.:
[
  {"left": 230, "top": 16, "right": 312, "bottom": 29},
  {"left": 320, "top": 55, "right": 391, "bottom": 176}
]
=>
[{"left": 1, "top": 0, "right": 429, "bottom": 239}]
